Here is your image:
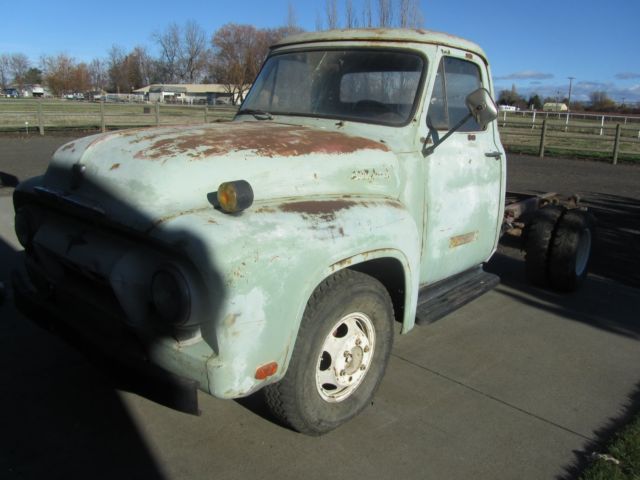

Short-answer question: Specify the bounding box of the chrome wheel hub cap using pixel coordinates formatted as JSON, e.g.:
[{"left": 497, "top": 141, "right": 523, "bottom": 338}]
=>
[{"left": 315, "top": 312, "right": 376, "bottom": 403}]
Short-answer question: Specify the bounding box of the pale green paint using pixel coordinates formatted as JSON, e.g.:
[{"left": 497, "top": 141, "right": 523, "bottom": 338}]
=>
[{"left": 18, "top": 32, "right": 506, "bottom": 399}]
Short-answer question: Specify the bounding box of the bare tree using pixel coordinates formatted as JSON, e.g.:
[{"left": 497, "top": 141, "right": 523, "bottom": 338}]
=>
[
  {"left": 345, "top": 0, "right": 357, "bottom": 28},
  {"left": 0, "top": 54, "right": 11, "bottom": 89},
  {"left": 130, "top": 46, "right": 155, "bottom": 86},
  {"left": 378, "top": 0, "right": 392, "bottom": 27},
  {"left": 153, "top": 21, "right": 209, "bottom": 83},
  {"left": 41, "top": 54, "right": 76, "bottom": 96},
  {"left": 211, "top": 24, "right": 298, "bottom": 104},
  {"left": 326, "top": 0, "right": 339, "bottom": 29},
  {"left": 71, "top": 62, "right": 91, "bottom": 93},
  {"left": 589, "top": 91, "right": 616, "bottom": 111},
  {"left": 363, "top": 0, "right": 373, "bottom": 27},
  {"left": 88, "top": 58, "right": 107, "bottom": 91},
  {"left": 154, "top": 23, "right": 181, "bottom": 83},
  {"left": 9, "top": 53, "right": 30, "bottom": 89},
  {"left": 287, "top": 2, "right": 298, "bottom": 30},
  {"left": 399, "top": 0, "right": 424, "bottom": 28},
  {"left": 357, "top": 0, "right": 423, "bottom": 29},
  {"left": 107, "top": 45, "right": 127, "bottom": 93},
  {"left": 211, "top": 24, "right": 260, "bottom": 104},
  {"left": 181, "top": 21, "right": 208, "bottom": 82},
  {"left": 315, "top": 10, "right": 324, "bottom": 31},
  {"left": 399, "top": 0, "right": 409, "bottom": 28}
]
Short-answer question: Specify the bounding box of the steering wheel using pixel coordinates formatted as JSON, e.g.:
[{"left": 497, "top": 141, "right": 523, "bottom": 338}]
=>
[{"left": 354, "top": 99, "right": 392, "bottom": 114}]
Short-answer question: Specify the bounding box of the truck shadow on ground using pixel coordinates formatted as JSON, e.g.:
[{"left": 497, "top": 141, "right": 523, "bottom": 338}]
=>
[
  {"left": 1, "top": 155, "right": 231, "bottom": 477},
  {"left": 583, "top": 192, "right": 640, "bottom": 289},
  {"left": 504, "top": 190, "right": 640, "bottom": 290},
  {"left": 486, "top": 252, "right": 640, "bottom": 479},
  {"left": 488, "top": 190, "right": 640, "bottom": 478},
  {"left": 0, "top": 238, "right": 167, "bottom": 480},
  {"left": 491, "top": 190, "right": 640, "bottom": 339},
  {"left": 485, "top": 252, "right": 639, "bottom": 340}
]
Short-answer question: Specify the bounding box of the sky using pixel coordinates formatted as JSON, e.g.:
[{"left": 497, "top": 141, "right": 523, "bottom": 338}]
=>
[{"left": 1, "top": 0, "right": 639, "bottom": 103}]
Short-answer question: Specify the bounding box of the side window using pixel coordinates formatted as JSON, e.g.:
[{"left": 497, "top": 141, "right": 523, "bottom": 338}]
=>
[{"left": 427, "top": 56, "right": 482, "bottom": 132}]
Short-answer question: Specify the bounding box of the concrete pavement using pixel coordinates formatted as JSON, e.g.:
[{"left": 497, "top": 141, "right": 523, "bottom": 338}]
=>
[{"left": 1, "top": 140, "right": 639, "bottom": 479}]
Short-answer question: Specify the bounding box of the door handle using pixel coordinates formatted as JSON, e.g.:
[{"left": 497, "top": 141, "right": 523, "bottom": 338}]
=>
[{"left": 485, "top": 151, "right": 502, "bottom": 159}]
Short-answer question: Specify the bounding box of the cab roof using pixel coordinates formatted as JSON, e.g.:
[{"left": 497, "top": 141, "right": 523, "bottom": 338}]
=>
[{"left": 272, "top": 28, "right": 488, "bottom": 63}]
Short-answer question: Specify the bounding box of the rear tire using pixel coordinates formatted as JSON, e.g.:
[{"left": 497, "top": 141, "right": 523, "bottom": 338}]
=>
[
  {"left": 265, "top": 269, "right": 394, "bottom": 435},
  {"left": 524, "top": 206, "right": 563, "bottom": 287},
  {"left": 524, "top": 206, "right": 595, "bottom": 291},
  {"left": 548, "top": 210, "right": 595, "bottom": 291}
]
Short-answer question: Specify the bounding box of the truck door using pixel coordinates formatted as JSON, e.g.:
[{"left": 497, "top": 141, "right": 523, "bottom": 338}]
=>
[{"left": 420, "top": 49, "right": 505, "bottom": 284}]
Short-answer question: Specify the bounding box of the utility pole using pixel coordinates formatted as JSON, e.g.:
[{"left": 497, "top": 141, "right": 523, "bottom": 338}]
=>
[{"left": 567, "top": 76, "right": 575, "bottom": 111}]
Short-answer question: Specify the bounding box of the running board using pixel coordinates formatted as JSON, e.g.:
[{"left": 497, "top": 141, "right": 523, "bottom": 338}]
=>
[{"left": 415, "top": 267, "right": 500, "bottom": 326}]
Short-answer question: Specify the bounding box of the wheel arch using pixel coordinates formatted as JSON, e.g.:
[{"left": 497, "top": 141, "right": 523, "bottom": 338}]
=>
[
  {"left": 348, "top": 256, "right": 408, "bottom": 330},
  {"left": 302, "top": 248, "right": 417, "bottom": 338}
]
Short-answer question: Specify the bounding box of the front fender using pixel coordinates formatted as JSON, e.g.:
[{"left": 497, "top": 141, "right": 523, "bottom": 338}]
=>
[{"left": 152, "top": 197, "right": 420, "bottom": 398}]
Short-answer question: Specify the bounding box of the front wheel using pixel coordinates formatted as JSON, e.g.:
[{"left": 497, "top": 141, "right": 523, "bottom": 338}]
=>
[{"left": 265, "top": 270, "right": 394, "bottom": 435}]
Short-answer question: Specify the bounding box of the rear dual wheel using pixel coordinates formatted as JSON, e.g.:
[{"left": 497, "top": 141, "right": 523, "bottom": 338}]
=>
[
  {"left": 524, "top": 207, "right": 595, "bottom": 291},
  {"left": 265, "top": 270, "right": 394, "bottom": 435}
]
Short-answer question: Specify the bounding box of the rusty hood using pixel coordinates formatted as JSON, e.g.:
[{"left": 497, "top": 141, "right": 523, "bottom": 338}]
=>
[{"left": 40, "top": 122, "right": 400, "bottom": 232}]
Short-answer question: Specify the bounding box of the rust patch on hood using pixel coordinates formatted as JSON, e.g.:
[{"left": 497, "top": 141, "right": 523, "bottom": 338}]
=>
[
  {"left": 132, "top": 123, "right": 389, "bottom": 161},
  {"left": 280, "top": 199, "right": 357, "bottom": 222},
  {"left": 280, "top": 199, "right": 357, "bottom": 214},
  {"left": 110, "top": 163, "right": 120, "bottom": 170}
]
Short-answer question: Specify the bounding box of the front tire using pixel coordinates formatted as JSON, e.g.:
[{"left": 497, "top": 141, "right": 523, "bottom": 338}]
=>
[{"left": 265, "top": 270, "right": 394, "bottom": 435}]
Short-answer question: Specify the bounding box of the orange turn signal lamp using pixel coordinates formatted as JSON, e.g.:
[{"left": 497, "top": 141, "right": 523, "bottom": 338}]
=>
[
  {"left": 217, "top": 180, "right": 254, "bottom": 214},
  {"left": 255, "top": 361, "right": 278, "bottom": 380}
]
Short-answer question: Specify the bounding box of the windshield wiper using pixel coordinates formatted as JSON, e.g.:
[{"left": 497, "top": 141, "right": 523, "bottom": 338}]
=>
[{"left": 238, "top": 108, "right": 273, "bottom": 120}]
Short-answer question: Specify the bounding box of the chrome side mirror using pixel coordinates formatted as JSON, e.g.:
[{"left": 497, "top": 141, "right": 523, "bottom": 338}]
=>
[
  {"left": 423, "top": 87, "right": 498, "bottom": 156},
  {"left": 465, "top": 88, "right": 498, "bottom": 130}
]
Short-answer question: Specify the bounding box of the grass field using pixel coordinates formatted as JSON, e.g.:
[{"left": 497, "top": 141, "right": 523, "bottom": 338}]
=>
[
  {"left": 499, "top": 110, "right": 640, "bottom": 163},
  {"left": 580, "top": 412, "right": 640, "bottom": 479}
]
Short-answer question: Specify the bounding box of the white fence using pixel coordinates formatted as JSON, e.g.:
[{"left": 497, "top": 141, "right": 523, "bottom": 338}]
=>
[{"left": 501, "top": 110, "right": 640, "bottom": 138}]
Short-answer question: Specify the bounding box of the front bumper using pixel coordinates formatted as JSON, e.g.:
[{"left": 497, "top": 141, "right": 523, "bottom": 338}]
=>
[{"left": 12, "top": 269, "right": 201, "bottom": 415}]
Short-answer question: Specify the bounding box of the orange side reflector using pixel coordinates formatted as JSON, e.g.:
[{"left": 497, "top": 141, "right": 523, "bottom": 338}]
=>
[{"left": 255, "top": 362, "right": 278, "bottom": 380}]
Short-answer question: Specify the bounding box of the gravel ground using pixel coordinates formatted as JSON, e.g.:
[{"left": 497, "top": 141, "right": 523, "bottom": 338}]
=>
[{"left": 2, "top": 133, "right": 638, "bottom": 288}]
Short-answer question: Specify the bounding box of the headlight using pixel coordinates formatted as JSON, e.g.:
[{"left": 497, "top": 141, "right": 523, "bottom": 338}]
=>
[{"left": 150, "top": 267, "right": 191, "bottom": 325}]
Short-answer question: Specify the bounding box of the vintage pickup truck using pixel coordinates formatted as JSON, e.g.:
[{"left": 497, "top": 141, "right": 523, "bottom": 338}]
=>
[{"left": 12, "top": 29, "right": 594, "bottom": 435}]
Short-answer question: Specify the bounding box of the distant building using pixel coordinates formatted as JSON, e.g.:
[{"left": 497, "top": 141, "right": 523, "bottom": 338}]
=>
[
  {"left": 10, "top": 84, "right": 50, "bottom": 98},
  {"left": 133, "top": 84, "right": 247, "bottom": 105},
  {"left": 498, "top": 105, "right": 517, "bottom": 112},
  {"left": 30, "top": 85, "right": 44, "bottom": 97},
  {"left": 543, "top": 102, "right": 568, "bottom": 112}
]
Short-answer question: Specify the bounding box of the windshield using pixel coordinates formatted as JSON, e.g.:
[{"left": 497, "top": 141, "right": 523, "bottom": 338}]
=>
[{"left": 241, "top": 49, "right": 425, "bottom": 126}]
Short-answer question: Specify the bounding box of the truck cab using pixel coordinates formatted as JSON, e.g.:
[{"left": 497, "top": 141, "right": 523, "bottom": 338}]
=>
[{"left": 14, "top": 29, "right": 509, "bottom": 435}]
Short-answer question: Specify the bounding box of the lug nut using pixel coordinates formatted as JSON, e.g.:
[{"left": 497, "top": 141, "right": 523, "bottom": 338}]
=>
[
  {"left": 340, "top": 370, "right": 346, "bottom": 376},
  {"left": 364, "top": 346, "right": 370, "bottom": 353},
  {"left": 360, "top": 364, "right": 366, "bottom": 371}
]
